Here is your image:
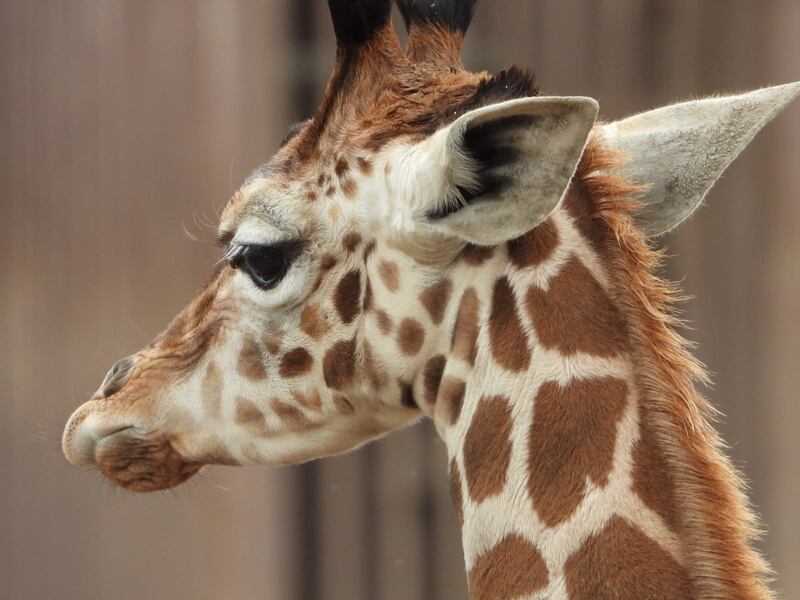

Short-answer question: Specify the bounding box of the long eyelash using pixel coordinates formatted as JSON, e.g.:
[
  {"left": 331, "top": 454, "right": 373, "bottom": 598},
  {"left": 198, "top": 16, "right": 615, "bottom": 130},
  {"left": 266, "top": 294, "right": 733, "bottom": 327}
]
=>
[{"left": 219, "top": 242, "right": 249, "bottom": 265}]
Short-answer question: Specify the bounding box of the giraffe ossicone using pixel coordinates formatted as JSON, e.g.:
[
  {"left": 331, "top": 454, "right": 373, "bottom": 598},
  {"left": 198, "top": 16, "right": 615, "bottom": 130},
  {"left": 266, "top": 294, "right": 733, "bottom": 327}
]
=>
[{"left": 63, "top": 1, "right": 799, "bottom": 598}]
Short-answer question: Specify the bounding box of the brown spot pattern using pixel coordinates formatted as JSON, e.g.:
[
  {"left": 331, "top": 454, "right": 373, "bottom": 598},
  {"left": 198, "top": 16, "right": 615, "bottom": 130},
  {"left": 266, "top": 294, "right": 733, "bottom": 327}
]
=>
[
  {"left": 334, "top": 270, "right": 362, "bottom": 325},
  {"left": 461, "top": 244, "right": 494, "bottom": 266},
  {"left": 468, "top": 535, "right": 549, "bottom": 599},
  {"left": 300, "top": 305, "right": 330, "bottom": 339},
  {"left": 488, "top": 277, "right": 530, "bottom": 372},
  {"left": 378, "top": 260, "right": 399, "bottom": 292},
  {"left": 320, "top": 254, "right": 337, "bottom": 271},
  {"left": 342, "top": 231, "right": 362, "bottom": 251},
  {"left": 235, "top": 397, "right": 271, "bottom": 436},
  {"left": 323, "top": 338, "right": 357, "bottom": 390},
  {"left": 278, "top": 347, "right": 313, "bottom": 378},
  {"left": 423, "top": 355, "right": 447, "bottom": 405},
  {"left": 271, "top": 398, "right": 313, "bottom": 431},
  {"left": 438, "top": 376, "right": 466, "bottom": 425},
  {"left": 420, "top": 279, "right": 452, "bottom": 325},
  {"left": 451, "top": 288, "right": 480, "bottom": 365},
  {"left": 463, "top": 395, "right": 513, "bottom": 503},
  {"left": 450, "top": 459, "right": 464, "bottom": 527},
  {"left": 528, "top": 378, "right": 628, "bottom": 527},
  {"left": 341, "top": 178, "right": 357, "bottom": 199},
  {"left": 201, "top": 362, "right": 222, "bottom": 418},
  {"left": 375, "top": 309, "right": 393, "bottom": 335},
  {"left": 335, "top": 157, "right": 349, "bottom": 177},
  {"left": 263, "top": 335, "right": 282, "bottom": 356},
  {"left": 633, "top": 405, "right": 679, "bottom": 532},
  {"left": 397, "top": 318, "right": 425, "bottom": 355},
  {"left": 292, "top": 390, "right": 322, "bottom": 412},
  {"left": 526, "top": 256, "right": 626, "bottom": 357},
  {"left": 564, "top": 516, "right": 691, "bottom": 599},
  {"left": 237, "top": 335, "right": 267, "bottom": 381},
  {"left": 356, "top": 156, "right": 372, "bottom": 175},
  {"left": 507, "top": 218, "right": 559, "bottom": 268},
  {"left": 328, "top": 204, "right": 341, "bottom": 223},
  {"left": 563, "top": 184, "right": 607, "bottom": 257},
  {"left": 363, "top": 277, "right": 374, "bottom": 311}
]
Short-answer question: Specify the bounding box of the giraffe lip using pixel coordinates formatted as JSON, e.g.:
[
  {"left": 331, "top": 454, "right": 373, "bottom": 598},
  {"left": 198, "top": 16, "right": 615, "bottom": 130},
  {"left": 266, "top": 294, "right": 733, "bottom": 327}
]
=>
[
  {"left": 62, "top": 411, "right": 137, "bottom": 469},
  {"left": 91, "top": 425, "right": 139, "bottom": 463},
  {"left": 94, "top": 431, "right": 201, "bottom": 493},
  {"left": 103, "top": 425, "right": 135, "bottom": 437},
  {"left": 96, "top": 425, "right": 136, "bottom": 445}
]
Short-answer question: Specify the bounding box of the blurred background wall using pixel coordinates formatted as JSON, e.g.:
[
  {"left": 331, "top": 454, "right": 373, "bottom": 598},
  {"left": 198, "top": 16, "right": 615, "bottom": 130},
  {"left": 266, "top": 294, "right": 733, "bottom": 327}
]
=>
[{"left": 1, "top": 1, "right": 798, "bottom": 599}]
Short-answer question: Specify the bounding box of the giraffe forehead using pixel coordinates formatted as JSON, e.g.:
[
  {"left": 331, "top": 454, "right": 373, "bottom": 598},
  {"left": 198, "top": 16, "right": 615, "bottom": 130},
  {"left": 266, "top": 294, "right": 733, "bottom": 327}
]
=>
[
  {"left": 221, "top": 150, "right": 382, "bottom": 242},
  {"left": 220, "top": 178, "right": 314, "bottom": 241},
  {"left": 217, "top": 64, "right": 543, "bottom": 240}
]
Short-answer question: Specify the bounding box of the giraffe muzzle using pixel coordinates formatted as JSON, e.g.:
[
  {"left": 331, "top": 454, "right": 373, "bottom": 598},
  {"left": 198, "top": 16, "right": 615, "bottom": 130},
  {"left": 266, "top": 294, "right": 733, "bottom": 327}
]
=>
[
  {"left": 62, "top": 404, "right": 135, "bottom": 469},
  {"left": 62, "top": 407, "right": 200, "bottom": 492}
]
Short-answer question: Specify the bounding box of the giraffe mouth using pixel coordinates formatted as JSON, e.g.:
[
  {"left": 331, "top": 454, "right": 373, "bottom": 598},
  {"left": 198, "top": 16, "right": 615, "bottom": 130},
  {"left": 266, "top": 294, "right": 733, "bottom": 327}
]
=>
[
  {"left": 94, "top": 429, "right": 202, "bottom": 492},
  {"left": 63, "top": 407, "right": 202, "bottom": 492}
]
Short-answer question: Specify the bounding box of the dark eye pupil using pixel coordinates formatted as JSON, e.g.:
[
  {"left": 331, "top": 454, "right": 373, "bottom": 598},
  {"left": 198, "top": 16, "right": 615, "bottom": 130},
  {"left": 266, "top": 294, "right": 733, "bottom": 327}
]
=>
[{"left": 238, "top": 246, "right": 291, "bottom": 290}]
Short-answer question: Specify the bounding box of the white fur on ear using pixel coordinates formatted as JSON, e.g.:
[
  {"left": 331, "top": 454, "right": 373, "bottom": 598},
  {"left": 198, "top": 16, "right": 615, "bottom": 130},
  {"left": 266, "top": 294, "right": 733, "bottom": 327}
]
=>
[
  {"left": 418, "top": 96, "right": 599, "bottom": 246},
  {"left": 600, "top": 82, "right": 800, "bottom": 236}
]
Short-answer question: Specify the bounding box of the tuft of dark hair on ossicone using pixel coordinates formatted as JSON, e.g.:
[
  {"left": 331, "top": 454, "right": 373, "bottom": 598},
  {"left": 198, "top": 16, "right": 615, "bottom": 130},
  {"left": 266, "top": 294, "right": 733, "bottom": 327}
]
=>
[
  {"left": 395, "top": 0, "right": 480, "bottom": 34},
  {"left": 328, "top": 0, "right": 393, "bottom": 47}
]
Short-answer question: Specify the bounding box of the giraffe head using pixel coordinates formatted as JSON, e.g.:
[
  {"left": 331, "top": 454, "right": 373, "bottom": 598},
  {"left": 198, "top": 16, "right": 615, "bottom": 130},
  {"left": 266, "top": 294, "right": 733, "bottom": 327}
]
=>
[{"left": 62, "top": 0, "right": 800, "bottom": 494}]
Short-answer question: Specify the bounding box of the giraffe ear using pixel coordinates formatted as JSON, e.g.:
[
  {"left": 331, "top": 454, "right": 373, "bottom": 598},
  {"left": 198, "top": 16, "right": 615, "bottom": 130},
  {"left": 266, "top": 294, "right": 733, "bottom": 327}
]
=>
[
  {"left": 419, "top": 96, "right": 599, "bottom": 246},
  {"left": 600, "top": 82, "right": 800, "bottom": 236}
]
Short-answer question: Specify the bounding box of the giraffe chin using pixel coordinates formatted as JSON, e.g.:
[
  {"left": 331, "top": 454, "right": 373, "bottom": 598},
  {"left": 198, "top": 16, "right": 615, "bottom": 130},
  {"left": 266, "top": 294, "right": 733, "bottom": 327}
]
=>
[{"left": 94, "top": 430, "right": 203, "bottom": 493}]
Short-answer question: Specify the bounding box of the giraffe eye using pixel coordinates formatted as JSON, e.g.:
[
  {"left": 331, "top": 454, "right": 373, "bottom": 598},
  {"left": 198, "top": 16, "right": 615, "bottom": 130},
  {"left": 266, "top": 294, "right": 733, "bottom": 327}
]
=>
[{"left": 226, "top": 242, "right": 301, "bottom": 290}]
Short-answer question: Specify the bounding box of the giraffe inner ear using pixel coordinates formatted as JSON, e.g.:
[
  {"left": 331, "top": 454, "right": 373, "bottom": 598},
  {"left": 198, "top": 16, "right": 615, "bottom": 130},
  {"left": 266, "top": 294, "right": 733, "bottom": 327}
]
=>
[
  {"left": 600, "top": 81, "right": 800, "bottom": 236},
  {"left": 421, "top": 96, "right": 599, "bottom": 246}
]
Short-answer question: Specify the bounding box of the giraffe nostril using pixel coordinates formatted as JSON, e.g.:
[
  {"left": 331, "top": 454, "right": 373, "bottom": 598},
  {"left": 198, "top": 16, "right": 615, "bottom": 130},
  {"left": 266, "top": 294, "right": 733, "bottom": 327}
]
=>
[{"left": 101, "top": 356, "right": 135, "bottom": 398}]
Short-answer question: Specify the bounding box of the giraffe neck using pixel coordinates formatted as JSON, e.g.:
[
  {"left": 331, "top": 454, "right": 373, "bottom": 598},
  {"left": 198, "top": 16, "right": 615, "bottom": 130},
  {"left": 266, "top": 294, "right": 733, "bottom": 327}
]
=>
[{"left": 429, "top": 149, "right": 773, "bottom": 599}]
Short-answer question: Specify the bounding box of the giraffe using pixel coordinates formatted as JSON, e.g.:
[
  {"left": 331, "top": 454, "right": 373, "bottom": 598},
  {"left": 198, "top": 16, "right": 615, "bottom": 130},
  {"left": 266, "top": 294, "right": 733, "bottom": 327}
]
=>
[{"left": 61, "top": 1, "right": 800, "bottom": 598}]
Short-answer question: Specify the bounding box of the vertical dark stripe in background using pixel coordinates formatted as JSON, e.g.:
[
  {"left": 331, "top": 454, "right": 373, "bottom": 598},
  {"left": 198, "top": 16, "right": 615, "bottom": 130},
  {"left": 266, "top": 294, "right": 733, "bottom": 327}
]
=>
[
  {"left": 641, "top": 0, "right": 666, "bottom": 98},
  {"left": 292, "top": 2, "right": 319, "bottom": 600}
]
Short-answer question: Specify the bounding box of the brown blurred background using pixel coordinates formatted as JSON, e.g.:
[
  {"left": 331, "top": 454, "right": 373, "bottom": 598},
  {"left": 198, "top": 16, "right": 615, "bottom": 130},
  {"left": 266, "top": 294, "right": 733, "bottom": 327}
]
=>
[{"left": 1, "top": 1, "right": 799, "bottom": 599}]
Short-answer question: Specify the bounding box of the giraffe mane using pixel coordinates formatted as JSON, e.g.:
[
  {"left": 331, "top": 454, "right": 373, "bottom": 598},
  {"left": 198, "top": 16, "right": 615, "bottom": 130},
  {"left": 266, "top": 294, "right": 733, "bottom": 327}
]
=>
[
  {"left": 396, "top": 0, "right": 479, "bottom": 67},
  {"left": 276, "top": 64, "right": 540, "bottom": 174},
  {"left": 276, "top": 0, "right": 539, "bottom": 170},
  {"left": 578, "top": 138, "right": 774, "bottom": 599},
  {"left": 396, "top": 0, "right": 479, "bottom": 34}
]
